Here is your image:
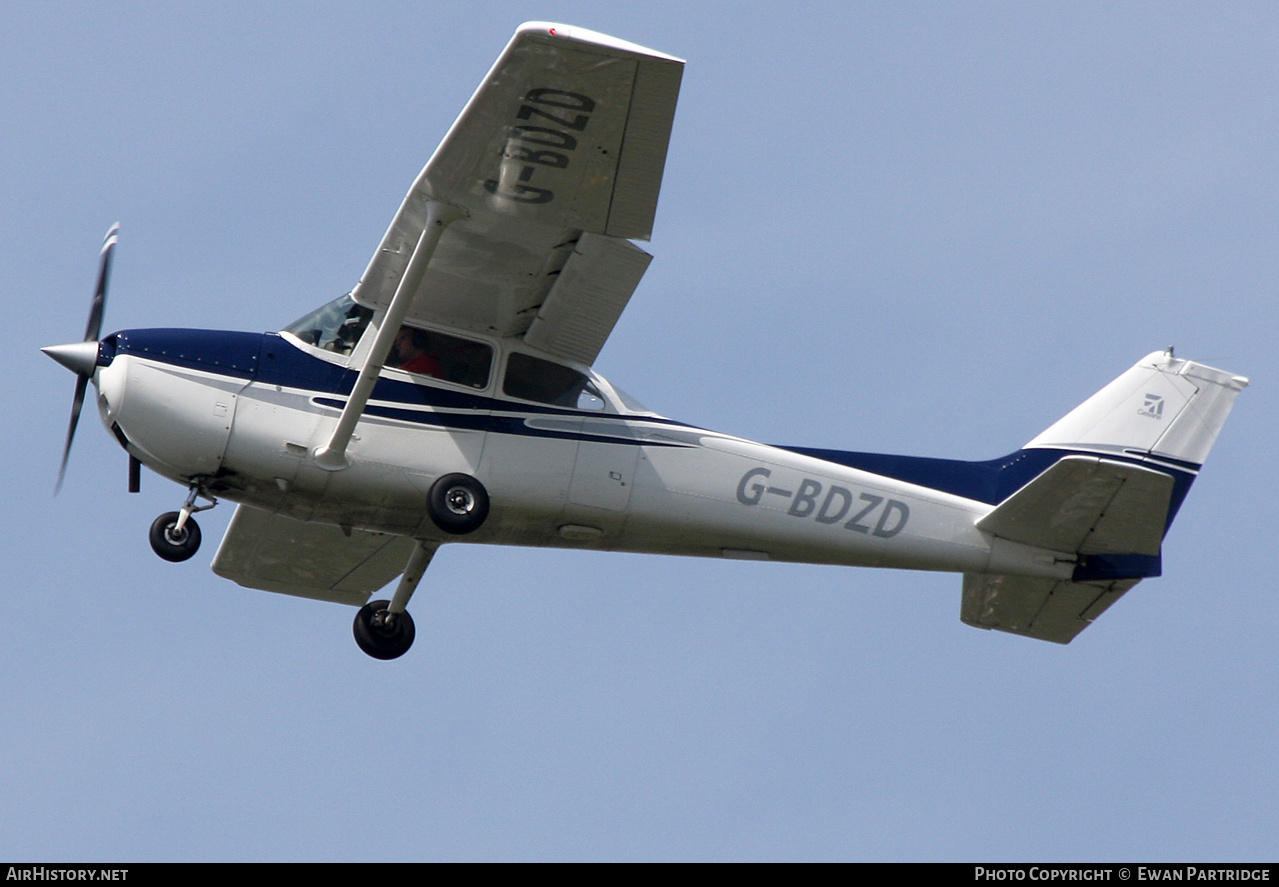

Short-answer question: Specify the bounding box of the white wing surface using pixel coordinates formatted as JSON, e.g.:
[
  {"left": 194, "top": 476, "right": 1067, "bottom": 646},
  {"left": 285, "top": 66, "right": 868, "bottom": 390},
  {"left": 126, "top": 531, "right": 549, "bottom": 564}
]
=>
[
  {"left": 212, "top": 505, "right": 422, "bottom": 607},
  {"left": 351, "top": 22, "right": 683, "bottom": 365}
]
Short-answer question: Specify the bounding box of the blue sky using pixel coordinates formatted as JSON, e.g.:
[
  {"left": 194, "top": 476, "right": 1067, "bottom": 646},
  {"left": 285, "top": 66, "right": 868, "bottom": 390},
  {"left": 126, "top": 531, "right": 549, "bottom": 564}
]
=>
[{"left": 5, "top": 1, "right": 1276, "bottom": 861}]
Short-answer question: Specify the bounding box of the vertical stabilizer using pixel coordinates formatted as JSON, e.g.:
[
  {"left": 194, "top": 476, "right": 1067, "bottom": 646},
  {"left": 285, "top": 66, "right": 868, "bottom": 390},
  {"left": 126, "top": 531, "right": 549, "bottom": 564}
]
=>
[{"left": 1024, "top": 350, "right": 1248, "bottom": 468}]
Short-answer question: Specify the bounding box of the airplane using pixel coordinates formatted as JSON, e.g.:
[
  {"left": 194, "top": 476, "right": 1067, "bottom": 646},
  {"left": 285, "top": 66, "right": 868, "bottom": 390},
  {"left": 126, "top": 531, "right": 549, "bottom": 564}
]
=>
[{"left": 44, "top": 22, "right": 1248, "bottom": 660}]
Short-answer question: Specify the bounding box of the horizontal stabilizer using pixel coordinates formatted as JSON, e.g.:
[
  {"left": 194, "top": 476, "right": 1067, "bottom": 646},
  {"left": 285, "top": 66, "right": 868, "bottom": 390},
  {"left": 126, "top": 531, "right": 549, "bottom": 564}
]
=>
[
  {"left": 959, "top": 352, "right": 1246, "bottom": 644},
  {"left": 212, "top": 505, "right": 420, "bottom": 606},
  {"left": 976, "top": 455, "right": 1174, "bottom": 556},
  {"left": 961, "top": 573, "right": 1140, "bottom": 644}
]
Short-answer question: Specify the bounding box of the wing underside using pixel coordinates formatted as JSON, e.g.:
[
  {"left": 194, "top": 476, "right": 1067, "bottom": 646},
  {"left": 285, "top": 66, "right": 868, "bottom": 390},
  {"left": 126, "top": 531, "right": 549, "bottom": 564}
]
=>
[
  {"left": 211, "top": 504, "right": 420, "bottom": 607},
  {"left": 351, "top": 23, "right": 683, "bottom": 365}
]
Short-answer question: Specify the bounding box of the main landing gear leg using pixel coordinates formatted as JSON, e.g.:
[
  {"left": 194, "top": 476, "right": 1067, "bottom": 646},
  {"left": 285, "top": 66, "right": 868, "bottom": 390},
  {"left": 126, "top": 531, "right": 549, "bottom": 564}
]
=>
[
  {"left": 353, "top": 541, "right": 436, "bottom": 661},
  {"left": 149, "top": 483, "right": 217, "bottom": 563}
]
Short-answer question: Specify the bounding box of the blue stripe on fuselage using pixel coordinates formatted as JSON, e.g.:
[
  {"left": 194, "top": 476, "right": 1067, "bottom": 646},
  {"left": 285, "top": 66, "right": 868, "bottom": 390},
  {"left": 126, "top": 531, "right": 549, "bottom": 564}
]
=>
[
  {"left": 111, "top": 328, "right": 264, "bottom": 378},
  {"left": 778, "top": 444, "right": 1199, "bottom": 537},
  {"left": 310, "top": 396, "right": 674, "bottom": 447}
]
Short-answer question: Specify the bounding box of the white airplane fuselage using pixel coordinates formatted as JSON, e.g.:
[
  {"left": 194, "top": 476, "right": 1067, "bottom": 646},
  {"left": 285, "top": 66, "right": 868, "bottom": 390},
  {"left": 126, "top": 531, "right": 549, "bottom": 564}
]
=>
[{"left": 92, "top": 326, "right": 1079, "bottom": 585}]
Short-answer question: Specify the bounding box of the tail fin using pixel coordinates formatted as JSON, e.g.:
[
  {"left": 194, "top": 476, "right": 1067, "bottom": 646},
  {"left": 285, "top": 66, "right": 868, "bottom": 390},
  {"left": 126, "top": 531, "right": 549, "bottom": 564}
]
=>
[
  {"left": 1023, "top": 349, "right": 1249, "bottom": 471},
  {"left": 964, "top": 350, "right": 1248, "bottom": 643}
]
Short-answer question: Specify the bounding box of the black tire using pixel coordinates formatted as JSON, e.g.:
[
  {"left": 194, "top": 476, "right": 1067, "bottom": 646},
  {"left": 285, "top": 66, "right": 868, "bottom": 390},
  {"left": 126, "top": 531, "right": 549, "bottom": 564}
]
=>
[
  {"left": 427, "top": 473, "right": 489, "bottom": 535},
  {"left": 353, "top": 599, "right": 416, "bottom": 660},
  {"left": 149, "top": 511, "right": 201, "bottom": 562}
]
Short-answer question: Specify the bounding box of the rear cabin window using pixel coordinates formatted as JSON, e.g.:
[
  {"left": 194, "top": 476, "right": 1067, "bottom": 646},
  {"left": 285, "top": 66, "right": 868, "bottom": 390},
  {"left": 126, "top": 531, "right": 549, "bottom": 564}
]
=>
[{"left": 503, "top": 353, "right": 606, "bottom": 411}]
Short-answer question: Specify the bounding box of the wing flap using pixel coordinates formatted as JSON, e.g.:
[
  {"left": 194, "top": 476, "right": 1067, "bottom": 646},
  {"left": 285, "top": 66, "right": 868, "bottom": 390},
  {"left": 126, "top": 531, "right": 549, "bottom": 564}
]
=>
[
  {"left": 211, "top": 505, "right": 419, "bottom": 607},
  {"left": 522, "top": 232, "right": 652, "bottom": 364},
  {"left": 961, "top": 573, "right": 1140, "bottom": 644},
  {"left": 976, "top": 455, "right": 1174, "bottom": 556}
]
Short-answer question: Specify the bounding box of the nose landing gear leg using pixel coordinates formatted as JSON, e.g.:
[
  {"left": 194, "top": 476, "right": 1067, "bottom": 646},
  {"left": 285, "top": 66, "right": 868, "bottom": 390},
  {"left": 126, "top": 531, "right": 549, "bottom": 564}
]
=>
[{"left": 149, "top": 483, "right": 218, "bottom": 563}]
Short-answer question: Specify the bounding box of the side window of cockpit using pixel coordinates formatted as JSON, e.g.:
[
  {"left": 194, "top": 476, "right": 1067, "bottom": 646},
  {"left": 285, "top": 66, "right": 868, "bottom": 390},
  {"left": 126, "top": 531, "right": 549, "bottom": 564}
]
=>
[
  {"left": 503, "top": 353, "right": 607, "bottom": 411},
  {"left": 388, "top": 325, "right": 492, "bottom": 389}
]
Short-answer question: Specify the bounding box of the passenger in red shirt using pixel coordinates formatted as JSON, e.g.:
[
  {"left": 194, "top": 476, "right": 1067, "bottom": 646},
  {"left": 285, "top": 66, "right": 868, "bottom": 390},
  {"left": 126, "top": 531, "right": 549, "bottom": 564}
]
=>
[{"left": 391, "top": 327, "right": 442, "bottom": 378}]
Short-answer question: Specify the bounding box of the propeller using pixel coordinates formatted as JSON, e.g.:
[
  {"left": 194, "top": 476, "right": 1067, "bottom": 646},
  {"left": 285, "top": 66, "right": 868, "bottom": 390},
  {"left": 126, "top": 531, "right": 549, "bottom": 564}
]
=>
[{"left": 43, "top": 223, "right": 119, "bottom": 493}]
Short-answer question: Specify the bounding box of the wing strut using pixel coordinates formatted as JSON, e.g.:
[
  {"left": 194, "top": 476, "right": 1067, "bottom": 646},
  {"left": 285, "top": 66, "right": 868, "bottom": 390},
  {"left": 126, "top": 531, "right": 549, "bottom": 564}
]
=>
[{"left": 315, "top": 200, "right": 464, "bottom": 470}]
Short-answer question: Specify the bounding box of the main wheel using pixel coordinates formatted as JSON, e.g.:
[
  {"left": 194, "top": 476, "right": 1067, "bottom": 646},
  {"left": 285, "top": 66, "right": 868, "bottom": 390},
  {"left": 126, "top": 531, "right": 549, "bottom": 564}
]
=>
[
  {"left": 353, "top": 599, "right": 416, "bottom": 660},
  {"left": 427, "top": 473, "right": 489, "bottom": 535},
  {"left": 149, "top": 511, "right": 201, "bottom": 562}
]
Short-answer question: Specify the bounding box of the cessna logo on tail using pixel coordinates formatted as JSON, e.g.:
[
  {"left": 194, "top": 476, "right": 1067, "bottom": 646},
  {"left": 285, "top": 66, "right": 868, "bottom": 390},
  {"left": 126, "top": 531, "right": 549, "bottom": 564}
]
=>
[
  {"left": 1139, "top": 393, "right": 1165, "bottom": 419},
  {"left": 736, "top": 467, "right": 910, "bottom": 538}
]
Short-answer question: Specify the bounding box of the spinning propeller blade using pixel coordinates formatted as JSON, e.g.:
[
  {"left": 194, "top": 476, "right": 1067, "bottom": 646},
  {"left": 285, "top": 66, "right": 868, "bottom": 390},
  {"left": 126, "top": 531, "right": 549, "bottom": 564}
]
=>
[
  {"left": 55, "top": 375, "right": 90, "bottom": 493},
  {"left": 85, "top": 223, "right": 118, "bottom": 342},
  {"left": 45, "top": 223, "right": 120, "bottom": 493}
]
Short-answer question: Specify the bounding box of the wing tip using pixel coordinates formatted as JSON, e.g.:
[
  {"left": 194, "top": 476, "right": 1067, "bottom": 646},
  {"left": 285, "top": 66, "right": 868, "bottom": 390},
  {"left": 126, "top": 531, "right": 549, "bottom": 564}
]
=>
[{"left": 515, "top": 21, "right": 685, "bottom": 63}]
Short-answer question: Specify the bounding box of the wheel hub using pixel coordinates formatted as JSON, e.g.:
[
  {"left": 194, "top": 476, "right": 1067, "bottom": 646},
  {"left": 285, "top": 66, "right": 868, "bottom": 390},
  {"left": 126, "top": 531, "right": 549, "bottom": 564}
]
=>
[{"left": 445, "top": 487, "right": 475, "bottom": 515}]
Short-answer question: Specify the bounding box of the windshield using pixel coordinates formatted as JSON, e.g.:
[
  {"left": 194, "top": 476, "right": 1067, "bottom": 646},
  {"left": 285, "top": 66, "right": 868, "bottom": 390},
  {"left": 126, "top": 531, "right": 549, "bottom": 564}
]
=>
[{"left": 283, "top": 294, "right": 372, "bottom": 356}]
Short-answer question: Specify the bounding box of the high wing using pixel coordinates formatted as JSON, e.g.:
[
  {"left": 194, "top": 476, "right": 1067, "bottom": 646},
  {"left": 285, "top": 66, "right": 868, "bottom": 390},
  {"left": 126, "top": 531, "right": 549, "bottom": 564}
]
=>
[{"left": 350, "top": 22, "right": 683, "bottom": 366}]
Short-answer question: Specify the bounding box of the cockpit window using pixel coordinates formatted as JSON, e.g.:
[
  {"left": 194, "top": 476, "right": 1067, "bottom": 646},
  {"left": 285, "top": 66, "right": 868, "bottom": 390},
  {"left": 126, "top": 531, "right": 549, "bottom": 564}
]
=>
[
  {"left": 503, "top": 352, "right": 607, "bottom": 411},
  {"left": 283, "top": 294, "right": 371, "bottom": 356},
  {"left": 388, "top": 325, "right": 492, "bottom": 389}
]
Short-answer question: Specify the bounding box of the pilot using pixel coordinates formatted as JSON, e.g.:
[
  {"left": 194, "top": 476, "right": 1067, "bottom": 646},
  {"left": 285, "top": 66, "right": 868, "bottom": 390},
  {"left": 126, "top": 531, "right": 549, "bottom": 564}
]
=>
[
  {"left": 332, "top": 302, "right": 372, "bottom": 354},
  {"left": 391, "top": 326, "right": 442, "bottom": 378}
]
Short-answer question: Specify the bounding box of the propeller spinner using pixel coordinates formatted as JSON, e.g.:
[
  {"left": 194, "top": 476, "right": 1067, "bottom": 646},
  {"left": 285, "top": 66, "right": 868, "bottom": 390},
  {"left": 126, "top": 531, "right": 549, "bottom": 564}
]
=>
[{"left": 44, "top": 223, "right": 119, "bottom": 492}]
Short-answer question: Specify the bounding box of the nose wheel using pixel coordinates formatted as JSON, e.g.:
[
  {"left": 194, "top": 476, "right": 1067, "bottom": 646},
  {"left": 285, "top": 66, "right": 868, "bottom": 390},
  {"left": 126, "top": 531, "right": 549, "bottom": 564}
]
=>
[
  {"left": 149, "top": 483, "right": 217, "bottom": 562},
  {"left": 149, "top": 511, "right": 203, "bottom": 562}
]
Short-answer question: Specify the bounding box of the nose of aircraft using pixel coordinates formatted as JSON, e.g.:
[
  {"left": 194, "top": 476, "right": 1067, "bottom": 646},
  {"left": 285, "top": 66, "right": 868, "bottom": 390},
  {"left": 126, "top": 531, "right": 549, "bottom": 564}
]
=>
[{"left": 42, "top": 340, "right": 101, "bottom": 377}]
